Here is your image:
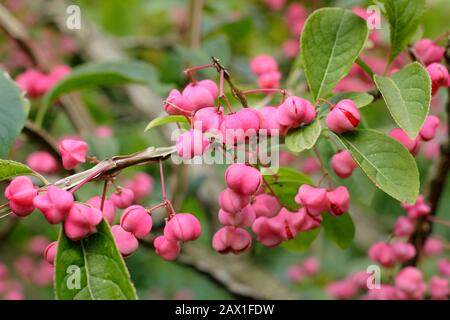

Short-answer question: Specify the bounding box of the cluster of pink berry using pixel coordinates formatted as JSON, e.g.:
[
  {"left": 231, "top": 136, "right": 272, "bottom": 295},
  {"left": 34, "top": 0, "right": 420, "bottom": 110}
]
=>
[
  {"left": 250, "top": 55, "right": 282, "bottom": 89},
  {"left": 286, "top": 258, "right": 320, "bottom": 283},
  {"left": 16, "top": 65, "right": 71, "bottom": 99},
  {"left": 389, "top": 115, "right": 441, "bottom": 156}
]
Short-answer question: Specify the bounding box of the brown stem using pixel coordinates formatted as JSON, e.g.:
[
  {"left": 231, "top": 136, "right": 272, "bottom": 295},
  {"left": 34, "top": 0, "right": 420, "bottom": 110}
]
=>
[{"left": 212, "top": 57, "right": 248, "bottom": 108}]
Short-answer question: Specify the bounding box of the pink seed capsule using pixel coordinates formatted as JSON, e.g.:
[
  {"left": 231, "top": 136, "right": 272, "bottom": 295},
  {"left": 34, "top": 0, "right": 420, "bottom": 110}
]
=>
[
  {"left": 325, "top": 99, "right": 360, "bottom": 134},
  {"left": 176, "top": 129, "right": 210, "bottom": 159},
  {"left": 224, "top": 163, "right": 262, "bottom": 195},
  {"left": 110, "top": 187, "right": 135, "bottom": 209},
  {"left": 391, "top": 242, "right": 416, "bottom": 263},
  {"left": 427, "top": 63, "right": 450, "bottom": 95},
  {"left": 33, "top": 185, "right": 74, "bottom": 224},
  {"left": 86, "top": 196, "right": 116, "bottom": 225},
  {"left": 395, "top": 267, "right": 426, "bottom": 300},
  {"left": 193, "top": 106, "right": 224, "bottom": 134},
  {"left": 218, "top": 204, "right": 256, "bottom": 228},
  {"left": 272, "top": 208, "right": 305, "bottom": 240},
  {"left": 218, "top": 188, "right": 250, "bottom": 214},
  {"left": 419, "top": 115, "right": 440, "bottom": 141},
  {"left": 212, "top": 226, "right": 252, "bottom": 254},
  {"left": 220, "top": 108, "right": 261, "bottom": 145},
  {"left": 393, "top": 216, "right": 416, "bottom": 237},
  {"left": 296, "top": 207, "right": 322, "bottom": 231},
  {"left": 26, "top": 151, "right": 58, "bottom": 174},
  {"left": 58, "top": 139, "right": 88, "bottom": 170},
  {"left": 252, "top": 216, "right": 285, "bottom": 247},
  {"left": 4, "top": 176, "right": 37, "bottom": 217},
  {"left": 259, "top": 106, "right": 288, "bottom": 136},
  {"left": 43, "top": 241, "right": 58, "bottom": 266},
  {"left": 368, "top": 242, "right": 395, "bottom": 268},
  {"left": 124, "top": 173, "right": 154, "bottom": 201},
  {"left": 64, "top": 203, "right": 103, "bottom": 241},
  {"left": 331, "top": 150, "right": 358, "bottom": 179},
  {"left": 164, "top": 213, "right": 201, "bottom": 242},
  {"left": 276, "top": 96, "right": 315, "bottom": 128},
  {"left": 413, "top": 39, "right": 445, "bottom": 66},
  {"left": 252, "top": 193, "right": 281, "bottom": 218},
  {"left": 257, "top": 71, "right": 281, "bottom": 89},
  {"left": 389, "top": 128, "right": 420, "bottom": 155},
  {"left": 153, "top": 235, "right": 181, "bottom": 261},
  {"left": 423, "top": 237, "right": 444, "bottom": 256},
  {"left": 111, "top": 225, "right": 139, "bottom": 257},
  {"left": 326, "top": 186, "right": 350, "bottom": 216},
  {"left": 429, "top": 276, "right": 449, "bottom": 300},
  {"left": 294, "top": 184, "right": 327, "bottom": 216},
  {"left": 250, "top": 55, "right": 278, "bottom": 75},
  {"left": 401, "top": 195, "right": 430, "bottom": 220},
  {"left": 120, "top": 205, "right": 152, "bottom": 239},
  {"left": 164, "top": 89, "right": 195, "bottom": 116},
  {"left": 182, "top": 80, "right": 218, "bottom": 111}
]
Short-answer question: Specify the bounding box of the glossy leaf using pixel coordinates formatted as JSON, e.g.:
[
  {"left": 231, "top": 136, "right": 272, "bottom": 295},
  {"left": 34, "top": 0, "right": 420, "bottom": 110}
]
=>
[
  {"left": 322, "top": 213, "right": 355, "bottom": 249},
  {"left": 145, "top": 115, "right": 189, "bottom": 132},
  {"left": 334, "top": 129, "right": 419, "bottom": 203},
  {"left": 374, "top": 62, "right": 431, "bottom": 138},
  {"left": 281, "top": 229, "right": 320, "bottom": 253},
  {"left": 54, "top": 220, "right": 138, "bottom": 300},
  {"left": 285, "top": 119, "right": 322, "bottom": 153},
  {"left": 301, "top": 8, "right": 369, "bottom": 100}
]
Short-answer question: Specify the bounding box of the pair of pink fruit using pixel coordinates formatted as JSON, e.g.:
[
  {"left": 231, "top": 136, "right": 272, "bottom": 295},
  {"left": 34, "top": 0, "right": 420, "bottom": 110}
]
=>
[{"left": 250, "top": 55, "right": 281, "bottom": 89}]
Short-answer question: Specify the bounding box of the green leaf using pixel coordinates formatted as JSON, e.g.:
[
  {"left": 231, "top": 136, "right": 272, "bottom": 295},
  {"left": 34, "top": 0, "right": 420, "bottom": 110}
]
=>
[
  {"left": 301, "top": 8, "right": 369, "bottom": 100},
  {"left": 144, "top": 115, "right": 189, "bottom": 132},
  {"left": 0, "top": 160, "right": 34, "bottom": 181},
  {"left": 43, "top": 60, "right": 159, "bottom": 107},
  {"left": 0, "top": 72, "right": 27, "bottom": 158},
  {"left": 264, "top": 167, "right": 313, "bottom": 211},
  {"left": 285, "top": 119, "right": 322, "bottom": 153},
  {"left": 374, "top": 62, "right": 431, "bottom": 138},
  {"left": 322, "top": 213, "right": 355, "bottom": 249},
  {"left": 281, "top": 229, "right": 320, "bottom": 252},
  {"left": 54, "top": 220, "right": 138, "bottom": 300},
  {"left": 384, "top": 0, "right": 426, "bottom": 64},
  {"left": 328, "top": 92, "right": 374, "bottom": 108},
  {"left": 334, "top": 129, "right": 419, "bottom": 203}
]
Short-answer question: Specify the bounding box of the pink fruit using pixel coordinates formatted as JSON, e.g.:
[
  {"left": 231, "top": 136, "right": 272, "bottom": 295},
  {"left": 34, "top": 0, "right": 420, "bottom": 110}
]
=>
[
  {"left": 294, "top": 184, "right": 327, "bottom": 216},
  {"left": 164, "top": 213, "right": 201, "bottom": 242},
  {"left": 259, "top": 106, "right": 287, "bottom": 136},
  {"left": 419, "top": 115, "right": 440, "bottom": 141},
  {"left": 250, "top": 55, "right": 278, "bottom": 75},
  {"left": 393, "top": 216, "right": 416, "bottom": 237},
  {"left": 276, "top": 96, "right": 315, "bottom": 128},
  {"left": 218, "top": 188, "right": 250, "bottom": 214},
  {"left": 391, "top": 242, "right": 416, "bottom": 263},
  {"left": 153, "top": 235, "right": 181, "bottom": 261},
  {"left": 212, "top": 226, "right": 252, "bottom": 254},
  {"left": 111, "top": 225, "right": 139, "bottom": 257},
  {"left": 218, "top": 205, "right": 256, "bottom": 228},
  {"left": 389, "top": 128, "right": 420, "bottom": 155},
  {"left": 401, "top": 195, "right": 430, "bottom": 220},
  {"left": 395, "top": 267, "right": 425, "bottom": 300},
  {"left": 58, "top": 139, "right": 88, "bottom": 170},
  {"left": 26, "top": 151, "right": 58, "bottom": 174},
  {"left": 193, "top": 106, "right": 224, "bottom": 133},
  {"left": 64, "top": 203, "right": 103, "bottom": 241},
  {"left": 296, "top": 207, "right": 322, "bottom": 231},
  {"left": 4, "top": 176, "right": 37, "bottom": 217},
  {"left": 87, "top": 196, "right": 116, "bottom": 224},
  {"left": 252, "top": 216, "right": 285, "bottom": 247},
  {"left": 110, "top": 187, "right": 135, "bottom": 209},
  {"left": 224, "top": 164, "right": 262, "bottom": 195},
  {"left": 413, "top": 39, "right": 445, "bottom": 66},
  {"left": 331, "top": 150, "right": 358, "bottom": 179},
  {"left": 429, "top": 276, "right": 449, "bottom": 300},
  {"left": 423, "top": 237, "right": 444, "bottom": 256},
  {"left": 257, "top": 71, "right": 281, "bottom": 89},
  {"left": 326, "top": 99, "right": 360, "bottom": 134},
  {"left": 369, "top": 242, "right": 395, "bottom": 268},
  {"left": 124, "top": 173, "right": 154, "bottom": 201},
  {"left": 427, "top": 63, "right": 450, "bottom": 95},
  {"left": 220, "top": 108, "right": 261, "bottom": 145},
  {"left": 326, "top": 186, "right": 350, "bottom": 216},
  {"left": 44, "top": 241, "right": 57, "bottom": 266},
  {"left": 164, "top": 89, "right": 195, "bottom": 115},
  {"left": 326, "top": 280, "right": 357, "bottom": 300},
  {"left": 120, "top": 205, "right": 152, "bottom": 239},
  {"left": 33, "top": 185, "right": 74, "bottom": 224},
  {"left": 182, "top": 80, "right": 218, "bottom": 111},
  {"left": 252, "top": 193, "right": 281, "bottom": 218},
  {"left": 176, "top": 129, "right": 210, "bottom": 159}
]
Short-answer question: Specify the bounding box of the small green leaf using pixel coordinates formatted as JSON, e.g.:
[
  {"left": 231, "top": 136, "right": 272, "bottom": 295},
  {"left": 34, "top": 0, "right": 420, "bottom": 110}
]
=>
[
  {"left": 264, "top": 167, "right": 313, "bottom": 211},
  {"left": 281, "top": 229, "right": 320, "bottom": 252},
  {"left": 384, "top": 0, "right": 425, "bottom": 64},
  {"left": 54, "top": 220, "right": 138, "bottom": 300},
  {"left": 334, "top": 129, "right": 419, "bottom": 203},
  {"left": 328, "top": 92, "right": 374, "bottom": 108},
  {"left": 0, "top": 72, "right": 27, "bottom": 158},
  {"left": 0, "top": 160, "right": 34, "bottom": 181},
  {"left": 285, "top": 119, "right": 321, "bottom": 153},
  {"left": 322, "top": 213, "right": 355, "bottom": 249},
  {"left": 43, "top": 60, "right": 159, "bottom": 107},
  {"left": 301, "top": 8, "right": 369, "bottom": 100},
  {"left": 145, "top": 115, "right": 189, "bottom": 132},
  {"left": 374, "top": 62, "right": 431, "bottom": 138}
]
